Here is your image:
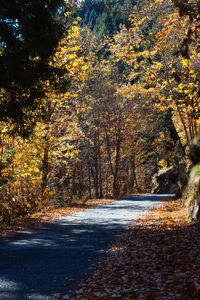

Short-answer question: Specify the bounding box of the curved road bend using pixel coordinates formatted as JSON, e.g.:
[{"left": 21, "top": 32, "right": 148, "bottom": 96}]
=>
[{"left": 0, "top": 195, "right": 173, "bottom": 299}]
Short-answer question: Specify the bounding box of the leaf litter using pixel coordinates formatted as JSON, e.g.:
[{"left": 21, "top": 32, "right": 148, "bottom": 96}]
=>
[{"left": 67, "top": 199, "right": 200, "bottom": 300}]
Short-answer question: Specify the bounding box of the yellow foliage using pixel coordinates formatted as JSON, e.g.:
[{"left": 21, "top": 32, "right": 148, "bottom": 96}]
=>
[
  {"left": 181, "top": 59, "right": 191, "bottom": 68},
  {"left": 158, "top": 159, "right": 168, "bottom": 169}
]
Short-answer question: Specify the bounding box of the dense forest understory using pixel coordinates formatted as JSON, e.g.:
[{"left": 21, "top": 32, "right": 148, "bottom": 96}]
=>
[{"left": 1, "top": 0, "right": 200, "bottom": 224}]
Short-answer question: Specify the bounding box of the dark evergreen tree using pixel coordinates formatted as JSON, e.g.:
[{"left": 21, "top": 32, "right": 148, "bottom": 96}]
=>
[
  {"left": 0, "top": 0, "right": 72, "bottom": 136},
  {"left": 78, "top": 0, "right": 137, "bottom": 37},
  {"left": 88, "top": 9, "right": 98, "bottom": 30}
]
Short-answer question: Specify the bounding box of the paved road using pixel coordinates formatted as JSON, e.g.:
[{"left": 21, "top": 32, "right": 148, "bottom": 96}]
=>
[{"left": 0, "top": 195, "right": 172, "bottom": 299}]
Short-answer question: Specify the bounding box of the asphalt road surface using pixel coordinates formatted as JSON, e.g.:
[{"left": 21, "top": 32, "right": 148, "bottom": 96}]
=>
[{"left": 0, "top": 195, "right": 173, "bottom": 299}]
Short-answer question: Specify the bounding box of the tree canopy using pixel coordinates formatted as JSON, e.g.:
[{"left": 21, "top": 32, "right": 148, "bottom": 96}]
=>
[
  {"left": 78, "top": 0, "right": 137, "bottom": 37},
  {"left": 0, "top": 0, "right": 72, "bottom": 135},
  {"left": 1, "top": 0, "right": 200, "bottom": 224}
]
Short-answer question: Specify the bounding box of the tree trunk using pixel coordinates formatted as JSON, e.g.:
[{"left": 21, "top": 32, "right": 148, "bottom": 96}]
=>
[
  {"left": 113, "top": 125, "right": 121, "bottom": 197},
  {"left": 88, "top": 166, "right": 92, "bottom": 199},
  {"left": 41, "top": 145, "right": 49, "bottom": 198},
  {"left": 97, "top": 130, "right": 103, "bottom": 198},
  {"left": 70, "top": 158, "right": 77, "bottom": 203},
  {"left": 93, "top": 132, "right": 99, "bottom": 198},
  {"left": 130, "top": 153, "right": 140, "bottom": 193}
]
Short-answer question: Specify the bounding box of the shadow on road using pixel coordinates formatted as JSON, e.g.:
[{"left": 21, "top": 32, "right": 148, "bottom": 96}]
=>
[
  {"left": 0, "top": 194, "right": 171, "bottom": 299},
  {"left": 126, "top": 195, "right": 175, "bottom": 201},
  {"left": 0, "top": 222, "right": 129, "bottom": 299}
]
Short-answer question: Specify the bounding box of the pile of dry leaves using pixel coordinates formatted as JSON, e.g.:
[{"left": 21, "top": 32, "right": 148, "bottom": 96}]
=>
[{"left": 69, "top": 199, "right": 200, "bottom": 300}]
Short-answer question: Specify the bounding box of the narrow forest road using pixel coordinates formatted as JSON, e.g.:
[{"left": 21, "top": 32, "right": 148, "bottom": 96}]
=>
[{"left": 0, "top": 195, "right": 172, "bottom": 300}]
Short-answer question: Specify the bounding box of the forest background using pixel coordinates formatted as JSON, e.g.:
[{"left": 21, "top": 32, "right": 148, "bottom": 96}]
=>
[{"left": 1, "top": 0, "right": 200, "bottom": 224}]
